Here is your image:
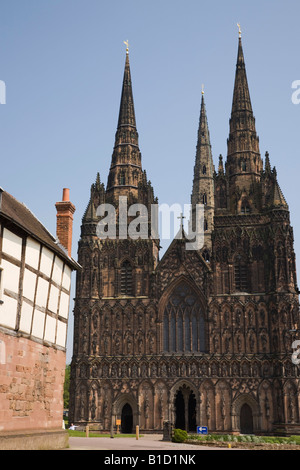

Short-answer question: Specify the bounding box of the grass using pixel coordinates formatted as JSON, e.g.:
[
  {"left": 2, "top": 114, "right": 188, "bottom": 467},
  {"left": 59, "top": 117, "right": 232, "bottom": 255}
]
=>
[{"left": 187, "top": 433, "right": 300, "bottom": 445}]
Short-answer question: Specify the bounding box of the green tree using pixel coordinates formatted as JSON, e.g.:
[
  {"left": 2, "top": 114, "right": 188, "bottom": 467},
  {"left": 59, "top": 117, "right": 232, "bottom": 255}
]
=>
[{"left": 64, "top": 364, "right": 71, "bottom": 409}]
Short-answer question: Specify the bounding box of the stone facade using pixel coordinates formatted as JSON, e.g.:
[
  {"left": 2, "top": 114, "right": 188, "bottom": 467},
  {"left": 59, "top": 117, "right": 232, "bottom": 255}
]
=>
[{"left": 69, "top": 37, "right": 300, "bottom": 436}]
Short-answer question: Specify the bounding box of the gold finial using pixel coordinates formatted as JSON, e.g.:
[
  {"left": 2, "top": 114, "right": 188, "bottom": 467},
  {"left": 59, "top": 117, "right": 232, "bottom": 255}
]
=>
[
  {"left": 201, "top": 84, "right": 204, "bottom": 95},
  {"left": 237, "top": 23, "right": 242, "bottom": 38},
  {"left": 124, "top": 39, "right": 129, "bottom": 54}
]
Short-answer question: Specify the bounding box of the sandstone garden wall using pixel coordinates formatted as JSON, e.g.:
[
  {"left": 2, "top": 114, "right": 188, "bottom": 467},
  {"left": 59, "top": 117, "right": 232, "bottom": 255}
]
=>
[{"left": 0, "top": 330, "right": 68, "bottom": 449}]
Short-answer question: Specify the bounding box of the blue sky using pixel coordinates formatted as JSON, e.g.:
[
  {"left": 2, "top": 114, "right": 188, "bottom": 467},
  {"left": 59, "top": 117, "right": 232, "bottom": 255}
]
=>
[{"left": 1, "top": 0, "right": 300, "bottom": 362}]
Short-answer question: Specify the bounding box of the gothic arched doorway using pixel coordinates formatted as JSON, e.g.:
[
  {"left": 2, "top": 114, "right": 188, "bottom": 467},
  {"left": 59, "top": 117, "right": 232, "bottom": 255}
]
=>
[
  {"left": 121, "top": 403, "right": 133, "bottom": 434},
  {"left": 240, "top": 403, "right": 253, "bottom": 434},
  {"left": 175, "top": 390, "right": 185, "bottom": 430},
  {"left": 188, "top": 391, "right": 197, "bottom": 431},
  {"left": 174, "top": 386, "right": 197, "bottom": 432}
]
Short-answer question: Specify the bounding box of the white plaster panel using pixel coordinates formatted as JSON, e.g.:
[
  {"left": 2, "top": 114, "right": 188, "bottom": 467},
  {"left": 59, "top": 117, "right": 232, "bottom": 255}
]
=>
[
  {"left": 31, "top": 309, "right": 45, "bottom": 339},
  {"left": 1, "top": 259, "right": 20, "bottom": 294},
  {"left": 0, "top": 339, "right": 6, "bottom": 365},
  {"left": 19, "top": 301, "right": 33, "bottom": 334},
  {"left": 56, "top": 320, "right": 67, "bottom": 347},
  {"left": 44, "top": 315, "right": 56, "bottom": 343},
  {"left": 48, "top": 284, "right": 59, "bottom": 313},
  {"left": 52, "top": 257, "right": 63, "bottom": 285},
  {"left": 25, "top": 237, "right": 40, "bottom": 270},
  {"left": 2, "top": 228, "right": 22, "bottom": 260},
  {"left": 0, "top": 266, "right": 3, "bottom": 300},
  {"left": 59, "top": 291, "right": 70, "bottom": 319},
  {"left": 35, "top": 277, "right": 49, "bottom": 309},
  {"left": 0, "top": 295, "right": 18, "bottom": 329},
  {"left": 62, "top": 265, "right": 71, "bottom": 291},
  {"left": 22, "top": 268, "right": 37, "bottom": 302},
  {"left": 40, "top": 246, "right": 53, "bottom": 278}
]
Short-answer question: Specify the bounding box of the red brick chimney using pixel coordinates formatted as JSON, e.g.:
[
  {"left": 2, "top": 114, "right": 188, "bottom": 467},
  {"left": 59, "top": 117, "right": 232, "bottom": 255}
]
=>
[{"left": 55, "top": 188, "right": 75, "bottom": 257}]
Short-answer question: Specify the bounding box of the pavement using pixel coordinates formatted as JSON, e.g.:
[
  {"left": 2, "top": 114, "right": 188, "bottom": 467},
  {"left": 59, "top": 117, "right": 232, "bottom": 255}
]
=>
[{"left": 67, "top": 433, "right": 233, "bottom": 451}]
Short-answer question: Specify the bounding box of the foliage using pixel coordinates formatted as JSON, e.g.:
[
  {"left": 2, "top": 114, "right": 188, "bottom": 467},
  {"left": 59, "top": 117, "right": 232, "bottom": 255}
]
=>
[
  {"left": 187, "top": 433, "right": 300, "bottom": 446},
  {"left": 64, "top": 364, "right": 71, "bottom": 409},
  {"left": 172, "top": 429, "right": 188, "bottom": 443}
]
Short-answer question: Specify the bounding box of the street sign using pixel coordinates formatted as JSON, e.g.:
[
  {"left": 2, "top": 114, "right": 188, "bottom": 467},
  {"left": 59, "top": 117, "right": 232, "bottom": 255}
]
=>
[{"left": 197, "top": 426, "right": 208, "bottom": 435}]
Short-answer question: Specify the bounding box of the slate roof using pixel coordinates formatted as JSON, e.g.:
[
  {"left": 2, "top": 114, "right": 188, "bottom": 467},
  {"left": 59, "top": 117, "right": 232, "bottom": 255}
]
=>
[{"left": 0, "top": 187, "right": 79, "bottom": 270}]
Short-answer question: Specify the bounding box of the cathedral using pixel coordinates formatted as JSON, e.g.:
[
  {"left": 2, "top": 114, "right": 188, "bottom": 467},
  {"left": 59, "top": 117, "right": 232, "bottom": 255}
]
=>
[{"left": 69, "top": 32, "right": 300, "bottom": 436}]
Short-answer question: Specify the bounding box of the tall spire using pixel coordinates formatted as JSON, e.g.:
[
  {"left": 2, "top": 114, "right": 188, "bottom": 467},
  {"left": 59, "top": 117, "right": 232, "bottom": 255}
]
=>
[
  {"left": 227, "top": 27, "right": 261, "bottom": 164},
  {"left": 192, "top": 91, "right": 214, "bottom": 190},
  {"left": 191, "top": 90, "right": 214, "bottom": 254},
  {"left": 230, "top": 27, "right": 253, "bottom": 118},
  {"left": 106, "top": 46, "right": 143, "bottom": 199},
  {"left": 117, "top": 45, "right": 136, "bottom": 129},
  {"left": 226, "top": 28, "right": 263, "bottom": 212}
]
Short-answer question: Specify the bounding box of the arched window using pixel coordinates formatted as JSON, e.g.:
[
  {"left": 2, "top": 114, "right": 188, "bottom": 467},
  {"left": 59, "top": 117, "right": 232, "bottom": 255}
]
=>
[
  {"left": 163, "top": 281, "right": 206, "bottom": 353},
  {"left": 119, "top": 171, "right": 125, "bottom": 185},
  {"left": 204, "top": 218, "right": 208, "bottom": 231},
  {"left": 218, "top": 186, "right": 227, "bottom": 209},
  {"left": 241, "top": 200, "right": 250, "bottom": 214},
  {"left": 202, "top": 193, "right": 207, "bottom": 205},
  {"left": 120, "top": 261, "right": 133, "bottom": 295},
  {"left": 163, "top": 311, "right": 169, "bottom": 351},
  {"left": 171, "top": 310, "right": 176, "bottom": 351},
  {"left": 177, "top": 314, "right": 183, "bottom": 351},
  {"left": 234, "top": 255, "right": 248, "bottom": 292},
  {"left": 202, "top": 165, "right": 207, "bottom": 175},
  {"left": 132, "top": 170, "right": 138, "bottom": 185},
  {"left": 185, "top": 310, "right": 191, "bottom": 351}
]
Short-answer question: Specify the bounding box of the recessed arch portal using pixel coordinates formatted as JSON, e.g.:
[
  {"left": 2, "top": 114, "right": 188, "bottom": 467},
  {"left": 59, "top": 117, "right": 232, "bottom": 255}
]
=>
[
  {"left": 232, "top": 394, "right": 259, "bottom": 434},
  {"left": 174, "top": 384, "right": 197, "bottom": 432},
  {"left": 121, "top": 403, "right": 133, "bottom": 434},
  {"left": 113, "top": 393, "right": 138, "bottom": 434},
  {"left": 240, "top": 403, "right": 253, "bottom": 434}
]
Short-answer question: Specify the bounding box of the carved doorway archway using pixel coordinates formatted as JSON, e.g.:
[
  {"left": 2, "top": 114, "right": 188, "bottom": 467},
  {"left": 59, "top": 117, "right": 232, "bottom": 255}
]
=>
[
  {"left": 232, "top": 393, "right": 260, "bottom": 434},
  {"left": 240, "top": 403, "right": 253, "bottom": 434},
  {"left": 121, "top": 403, "right": 133, "bottom": 434},
  {"left": 174, "top": 385, "right": 197, "bottom": 432},
  {"left": 175, "top": 390, "right": 185, "bottom": 430}
]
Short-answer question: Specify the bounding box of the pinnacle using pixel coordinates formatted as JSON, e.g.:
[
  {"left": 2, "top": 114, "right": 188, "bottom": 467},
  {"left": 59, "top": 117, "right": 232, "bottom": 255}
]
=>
[
  {"left": 117, "top": 52, "right": 136, "bottom": 129},
  {"left": 231, "top": 36, "right": 253, "bottom": 115},
  {"left": 194, "top": 92, "right": 214, "bottom": 175}
]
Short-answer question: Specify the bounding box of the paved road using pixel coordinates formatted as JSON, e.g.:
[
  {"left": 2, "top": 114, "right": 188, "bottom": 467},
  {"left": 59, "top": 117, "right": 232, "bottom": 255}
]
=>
[{"left": 67, "top": 434, "right": 232, "bottom": 451}]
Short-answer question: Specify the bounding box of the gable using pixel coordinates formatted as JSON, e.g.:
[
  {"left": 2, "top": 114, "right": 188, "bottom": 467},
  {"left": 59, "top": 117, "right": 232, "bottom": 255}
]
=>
[{"left": 156, "top": 235, "right": 212, "bottom": 299}]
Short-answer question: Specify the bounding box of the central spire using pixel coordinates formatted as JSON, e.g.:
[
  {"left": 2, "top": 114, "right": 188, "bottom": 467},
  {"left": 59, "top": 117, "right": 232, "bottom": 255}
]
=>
[
  {"left": 227, "top": 30, "right": 261, "bottom": 165},
  {"left": 231, "top": 33, "right": 253, "bottom": 117},
  {"left": 117, "top": 46, "right": 137, "bottom": 129},
  {"left": 106, "top": 47, "right": 143, "bottom": 198},
  {"left": 226, "top": 29, "right": 263, "bottom": 213}
]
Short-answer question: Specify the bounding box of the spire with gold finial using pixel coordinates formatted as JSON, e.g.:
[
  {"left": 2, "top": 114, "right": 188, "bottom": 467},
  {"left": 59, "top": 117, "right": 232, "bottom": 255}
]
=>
[
  {"left": 191, "top": 86, "right": 215, "bottom": 250},
  {"left": 106, "top": 40, "right": 144, "bottom": 197},
  {"left": 124, "top": 39, "right": 129, "bottom": 54},
  {"left": 237, "top": 23, "right": 242, "bottom": 38},
  {"left": 226, "top": 24, "right": 263, "bottom": 212}
]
